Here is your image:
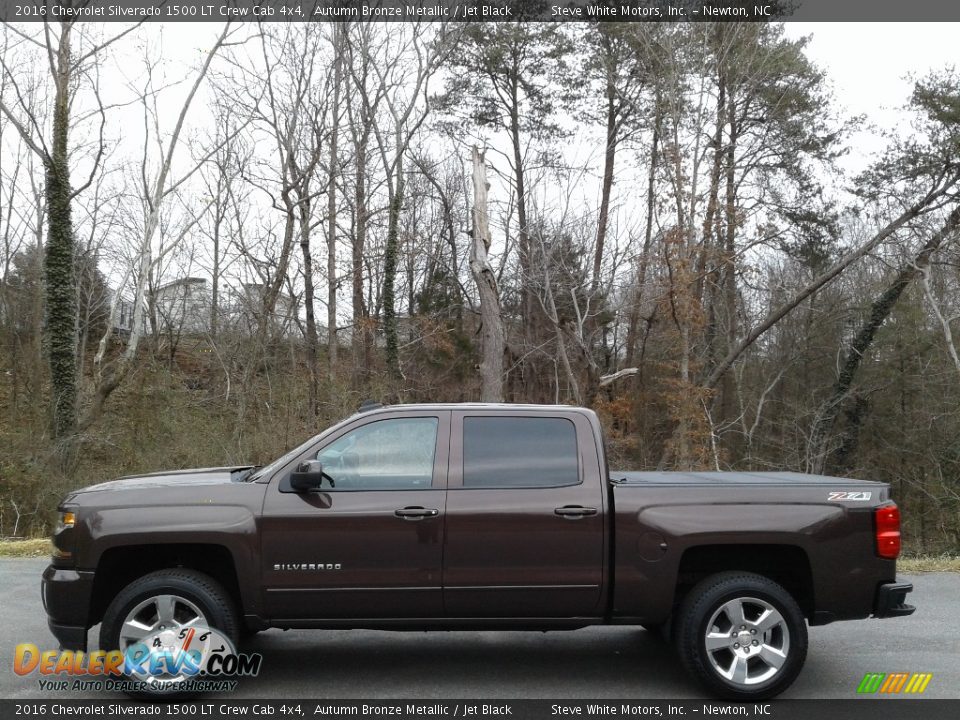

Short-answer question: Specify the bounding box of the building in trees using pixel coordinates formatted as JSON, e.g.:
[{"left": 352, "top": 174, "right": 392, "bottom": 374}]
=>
[
  {"left": 153, "top": 278, "right": 211, "bottom": 336},
  {"left": 121, "top": 278, "right": 300, "bottom": 339},
  {"left": 229, "top": 282, "right": 298, "bottom": 338},
  {"left": 114, "top": 297, "right": 135, "bottom": 335}
]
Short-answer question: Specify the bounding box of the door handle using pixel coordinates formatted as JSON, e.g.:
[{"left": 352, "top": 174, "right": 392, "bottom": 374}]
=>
[
  {"left": 554, "top": 506, "right": 598, "bottom": 518},
  {"left": 394, "top": 506, "right": 440, "bottom": 520}
]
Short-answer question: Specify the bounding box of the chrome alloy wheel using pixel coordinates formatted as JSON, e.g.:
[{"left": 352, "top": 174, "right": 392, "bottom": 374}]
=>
[
  {"left": 101, "top": 569, "right": 240, "bottom": 698},
  {"left": 703, "top": 596, "right": 790, "bottom": 686},
  {"left": 119, "top": 593, "right": 209, "bottom": 650}
]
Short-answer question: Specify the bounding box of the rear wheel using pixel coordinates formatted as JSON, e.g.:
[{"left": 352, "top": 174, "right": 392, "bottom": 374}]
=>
[{"left": 674, "top": 572, "right": 807, "bottom": 700}]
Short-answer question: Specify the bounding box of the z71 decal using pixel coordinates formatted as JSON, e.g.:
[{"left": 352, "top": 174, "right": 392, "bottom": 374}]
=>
[{"left": 828, "top": 491, "right": 873, "bottom": 501}]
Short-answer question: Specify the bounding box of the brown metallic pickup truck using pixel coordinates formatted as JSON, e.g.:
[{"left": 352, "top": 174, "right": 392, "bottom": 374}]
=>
[{"left": 43, "top": 403, "right": 914, "bottom": 699}]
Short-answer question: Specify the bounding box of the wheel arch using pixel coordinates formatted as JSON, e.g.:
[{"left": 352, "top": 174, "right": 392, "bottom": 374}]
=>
[
  {"left": 675, "top": 544, "right": 815, "bottom": 620},
  {"left": 89, "top": 543, "right": 242, "bottom": 628}
]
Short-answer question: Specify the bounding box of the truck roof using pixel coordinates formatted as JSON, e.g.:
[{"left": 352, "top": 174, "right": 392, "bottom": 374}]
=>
[{"left": 354, "top": 402, "right": 595, "bottom": 415}]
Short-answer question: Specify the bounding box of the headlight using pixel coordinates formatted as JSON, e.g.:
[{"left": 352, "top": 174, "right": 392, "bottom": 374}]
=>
[
  {"left": 58, "top": 511, "right": 76, "bottom": 529},
  {"left": 53, "top": 508, "right": 77, "bottom": 564}
]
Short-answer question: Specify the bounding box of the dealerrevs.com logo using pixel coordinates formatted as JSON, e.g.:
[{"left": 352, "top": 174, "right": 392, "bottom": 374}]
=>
[
  {"left": 857, "top": 672, "right": 934, "bottom": 694},
  {"left": 15, "top": 626, "right": 261, "bottom": 693}
]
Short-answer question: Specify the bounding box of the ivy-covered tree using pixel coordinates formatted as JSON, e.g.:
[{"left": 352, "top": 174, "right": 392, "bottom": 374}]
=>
[{"left": 0, "top": 16, "right": 136, "bottom": 439}]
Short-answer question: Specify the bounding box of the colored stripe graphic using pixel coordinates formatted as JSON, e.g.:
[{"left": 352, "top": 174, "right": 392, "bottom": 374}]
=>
[
  {"left": 881, "top": 672, "right": 909, "bottom": 693},
  {"left": 857, "top": 673, "right": 886, "bottom": 693},
  {"left": 857, "top": 672, "right": 932, "bottom": 694},
  {"left": 909, "top": 673, "right": 933, "bottom": 694}
]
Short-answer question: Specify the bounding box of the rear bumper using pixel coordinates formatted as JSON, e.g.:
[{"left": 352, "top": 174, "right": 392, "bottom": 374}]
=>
[
  {"left": 874, "top": 581, "right": 915, "bottom": 618},
  {"left": 41, "top": 564, "right": 94, "bottom": 651}
]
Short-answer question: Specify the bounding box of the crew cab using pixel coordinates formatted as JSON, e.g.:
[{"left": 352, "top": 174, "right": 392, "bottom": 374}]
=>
[{"left": 43, "top": 403, "right": 915, "bottom": 699}]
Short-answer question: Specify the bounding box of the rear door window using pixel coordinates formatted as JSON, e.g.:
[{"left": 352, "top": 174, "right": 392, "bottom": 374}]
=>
[{"left": 462, "top": 417, "right": 579, "bottom": 488}]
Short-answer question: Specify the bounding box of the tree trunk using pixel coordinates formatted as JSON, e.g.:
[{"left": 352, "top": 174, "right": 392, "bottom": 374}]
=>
[
  {"left": 719, "top": 95, "right": 740, "bottom": 442},
  {"left": 696, "top": 70, "right": 727, "bottom": 412},
  {"left": 383, "top": 154, "right": 404, "bottom": 381},
  {"left": 470, "top": 147, "right": 505, "bottom": 403},
  {"left": 210, "top": 191, "right": 223, "bottom": 340},
  {"left": 299, "top": 192, "right": 319, "bottom": 416},
  {"left": 352, "top": 130, "right": 370, "bottom": 387},
  {"left": 506, "top": 75, "right": 545, "bottom": 399},
  {"left": 592, "top": 74, "right": 617, "bottom": 293},
  {"left": 45, "top": 23, "right": 77, "bottom": 438},
  {"left": 260, "top": 188, "right": 297, "bottom": 341},
  {"left": 327, "top": 23, "right": 343, "bottom": 381},
  {"left": 624, "top": 90, "right": 662, "bottom": 369},
  {"left": 697, "top": 70, "right": 726, "bottom": 310}
]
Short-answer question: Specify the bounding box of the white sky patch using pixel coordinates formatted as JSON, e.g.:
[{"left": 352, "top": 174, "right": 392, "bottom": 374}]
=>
[{"left": 784, "top": 22, "right": 960, "bottom": 174}]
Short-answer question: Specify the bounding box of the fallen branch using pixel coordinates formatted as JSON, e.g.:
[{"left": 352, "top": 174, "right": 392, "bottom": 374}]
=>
[{"left": 598, "top": 367, "right": 639, "bottom": 387}]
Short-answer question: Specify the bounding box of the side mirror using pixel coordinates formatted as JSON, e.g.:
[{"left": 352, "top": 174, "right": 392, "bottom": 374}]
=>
[{"left": 290, "top": 460, "right": 328, "bottom": 492}]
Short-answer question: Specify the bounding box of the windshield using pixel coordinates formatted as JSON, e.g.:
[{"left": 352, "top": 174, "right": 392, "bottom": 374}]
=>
[{"left": 249, "top": 431, "right": 325, "bottom": 482}]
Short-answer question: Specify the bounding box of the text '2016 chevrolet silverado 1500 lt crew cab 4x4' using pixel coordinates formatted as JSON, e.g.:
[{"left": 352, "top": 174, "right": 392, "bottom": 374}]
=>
[{"left": 42, "top": 403, "right": 915, "bottom": 700}]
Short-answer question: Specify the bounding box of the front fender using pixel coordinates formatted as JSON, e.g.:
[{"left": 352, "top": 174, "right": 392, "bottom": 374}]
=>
[{"left": 78, "top": 501, "right": 262, "bottom": 616}]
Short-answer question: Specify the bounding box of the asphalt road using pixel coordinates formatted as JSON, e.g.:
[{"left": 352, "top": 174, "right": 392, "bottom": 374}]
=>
[{"left": 2, "top": 559, "right": 957, "bottom": 700}]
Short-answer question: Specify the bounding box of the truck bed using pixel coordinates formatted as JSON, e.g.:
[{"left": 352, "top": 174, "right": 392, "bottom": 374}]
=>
[{"left": 611, "top": 470, "right": 882, "bottom": 487}]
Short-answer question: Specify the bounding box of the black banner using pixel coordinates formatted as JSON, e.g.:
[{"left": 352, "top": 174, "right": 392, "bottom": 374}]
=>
[
  {"left": 1, "top": 0, "right": 960, "bottom": 23},
  {"left": 2, "top": 700, "right": 960, "bottom": 720}
]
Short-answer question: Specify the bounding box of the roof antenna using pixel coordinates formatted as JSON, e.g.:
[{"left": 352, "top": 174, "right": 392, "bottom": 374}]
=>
[{"left": 358, "top": 399, "right": 384, "bottom": 413}]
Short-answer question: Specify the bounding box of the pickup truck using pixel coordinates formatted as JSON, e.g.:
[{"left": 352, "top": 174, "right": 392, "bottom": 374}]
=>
[{"left": 43, "top": 403, "right": 915, "bottom": 700}]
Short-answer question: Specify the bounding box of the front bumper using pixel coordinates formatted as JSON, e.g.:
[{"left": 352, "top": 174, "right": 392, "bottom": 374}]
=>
[
  {"left": 874, "top": 581, "right": 915, "bottom": 618},
  {"left": 41, "top": 564, "right": 94, "bottom": 651}
]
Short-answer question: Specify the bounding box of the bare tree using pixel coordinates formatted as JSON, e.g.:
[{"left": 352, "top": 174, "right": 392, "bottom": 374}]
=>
[
  {"left": 83, "top": 23, "right": 236, "bottom": 431},
  {"left": 343, "top": 24, "right": 385, "bottom": 388},
  {"left": 326, "top": 23, "right": 345, "bottom": 381},
  {"left": 369, "top": 23, "right": 450, "bottom": 382},
  {"left": 195, "top": 102, "right": 248, "bottom": 341},
  {"left": 470, "top": 147, "right": 504, "bottom": 402},
  {"left": 921, "top": 266, "right": 960, "bottom": 381},
  {"left": 225, "top": 24, "right": 330, "bottom": 414}
]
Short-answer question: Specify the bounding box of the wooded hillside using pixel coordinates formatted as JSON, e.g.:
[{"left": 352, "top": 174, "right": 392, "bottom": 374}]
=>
[{"left": 1, "top": 18, "right": 959, "bottom": 551}]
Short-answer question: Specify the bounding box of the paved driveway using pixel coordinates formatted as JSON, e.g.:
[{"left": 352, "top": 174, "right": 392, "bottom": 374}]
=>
[{"left": 2, "top": 559, "right": 956, "bottom": 699}]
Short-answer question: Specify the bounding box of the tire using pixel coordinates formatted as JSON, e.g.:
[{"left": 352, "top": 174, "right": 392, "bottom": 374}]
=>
[
  {"left": 674, "top": 572, "right": 807, "bottom": 700},
  {"left": 99, "top": 569, "right": 240, "bottom": 699}
]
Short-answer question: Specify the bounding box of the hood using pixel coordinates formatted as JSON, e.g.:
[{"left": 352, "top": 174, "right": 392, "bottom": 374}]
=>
[{"left": 67, "top": 466, "right": 255, "bottom": 496}]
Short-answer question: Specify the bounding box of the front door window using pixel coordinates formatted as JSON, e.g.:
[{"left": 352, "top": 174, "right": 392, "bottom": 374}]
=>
[{"left": 316, "top": 417, "right": 439, "bottom": 491}]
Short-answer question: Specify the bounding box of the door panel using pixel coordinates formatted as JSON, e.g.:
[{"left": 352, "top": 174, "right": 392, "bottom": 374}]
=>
[
  {"left": 260, "top": 412, "right": 449, "bottom": 620},
  {"left": 442, "top": 411, "right": 606, "bottom": 618}
]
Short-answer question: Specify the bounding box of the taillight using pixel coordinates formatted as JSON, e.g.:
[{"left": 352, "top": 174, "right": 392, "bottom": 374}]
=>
[{"left": 875, "top": 503, "right": 901, "bottom": 559}]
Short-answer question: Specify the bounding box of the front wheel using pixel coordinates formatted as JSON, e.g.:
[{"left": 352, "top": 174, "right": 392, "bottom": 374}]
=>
[
  {"left": 99, "top": 569, "right": 240, "bottom": 699},
  {"left": 674, "top": 572, "right": 808, "bottom": 700}
]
